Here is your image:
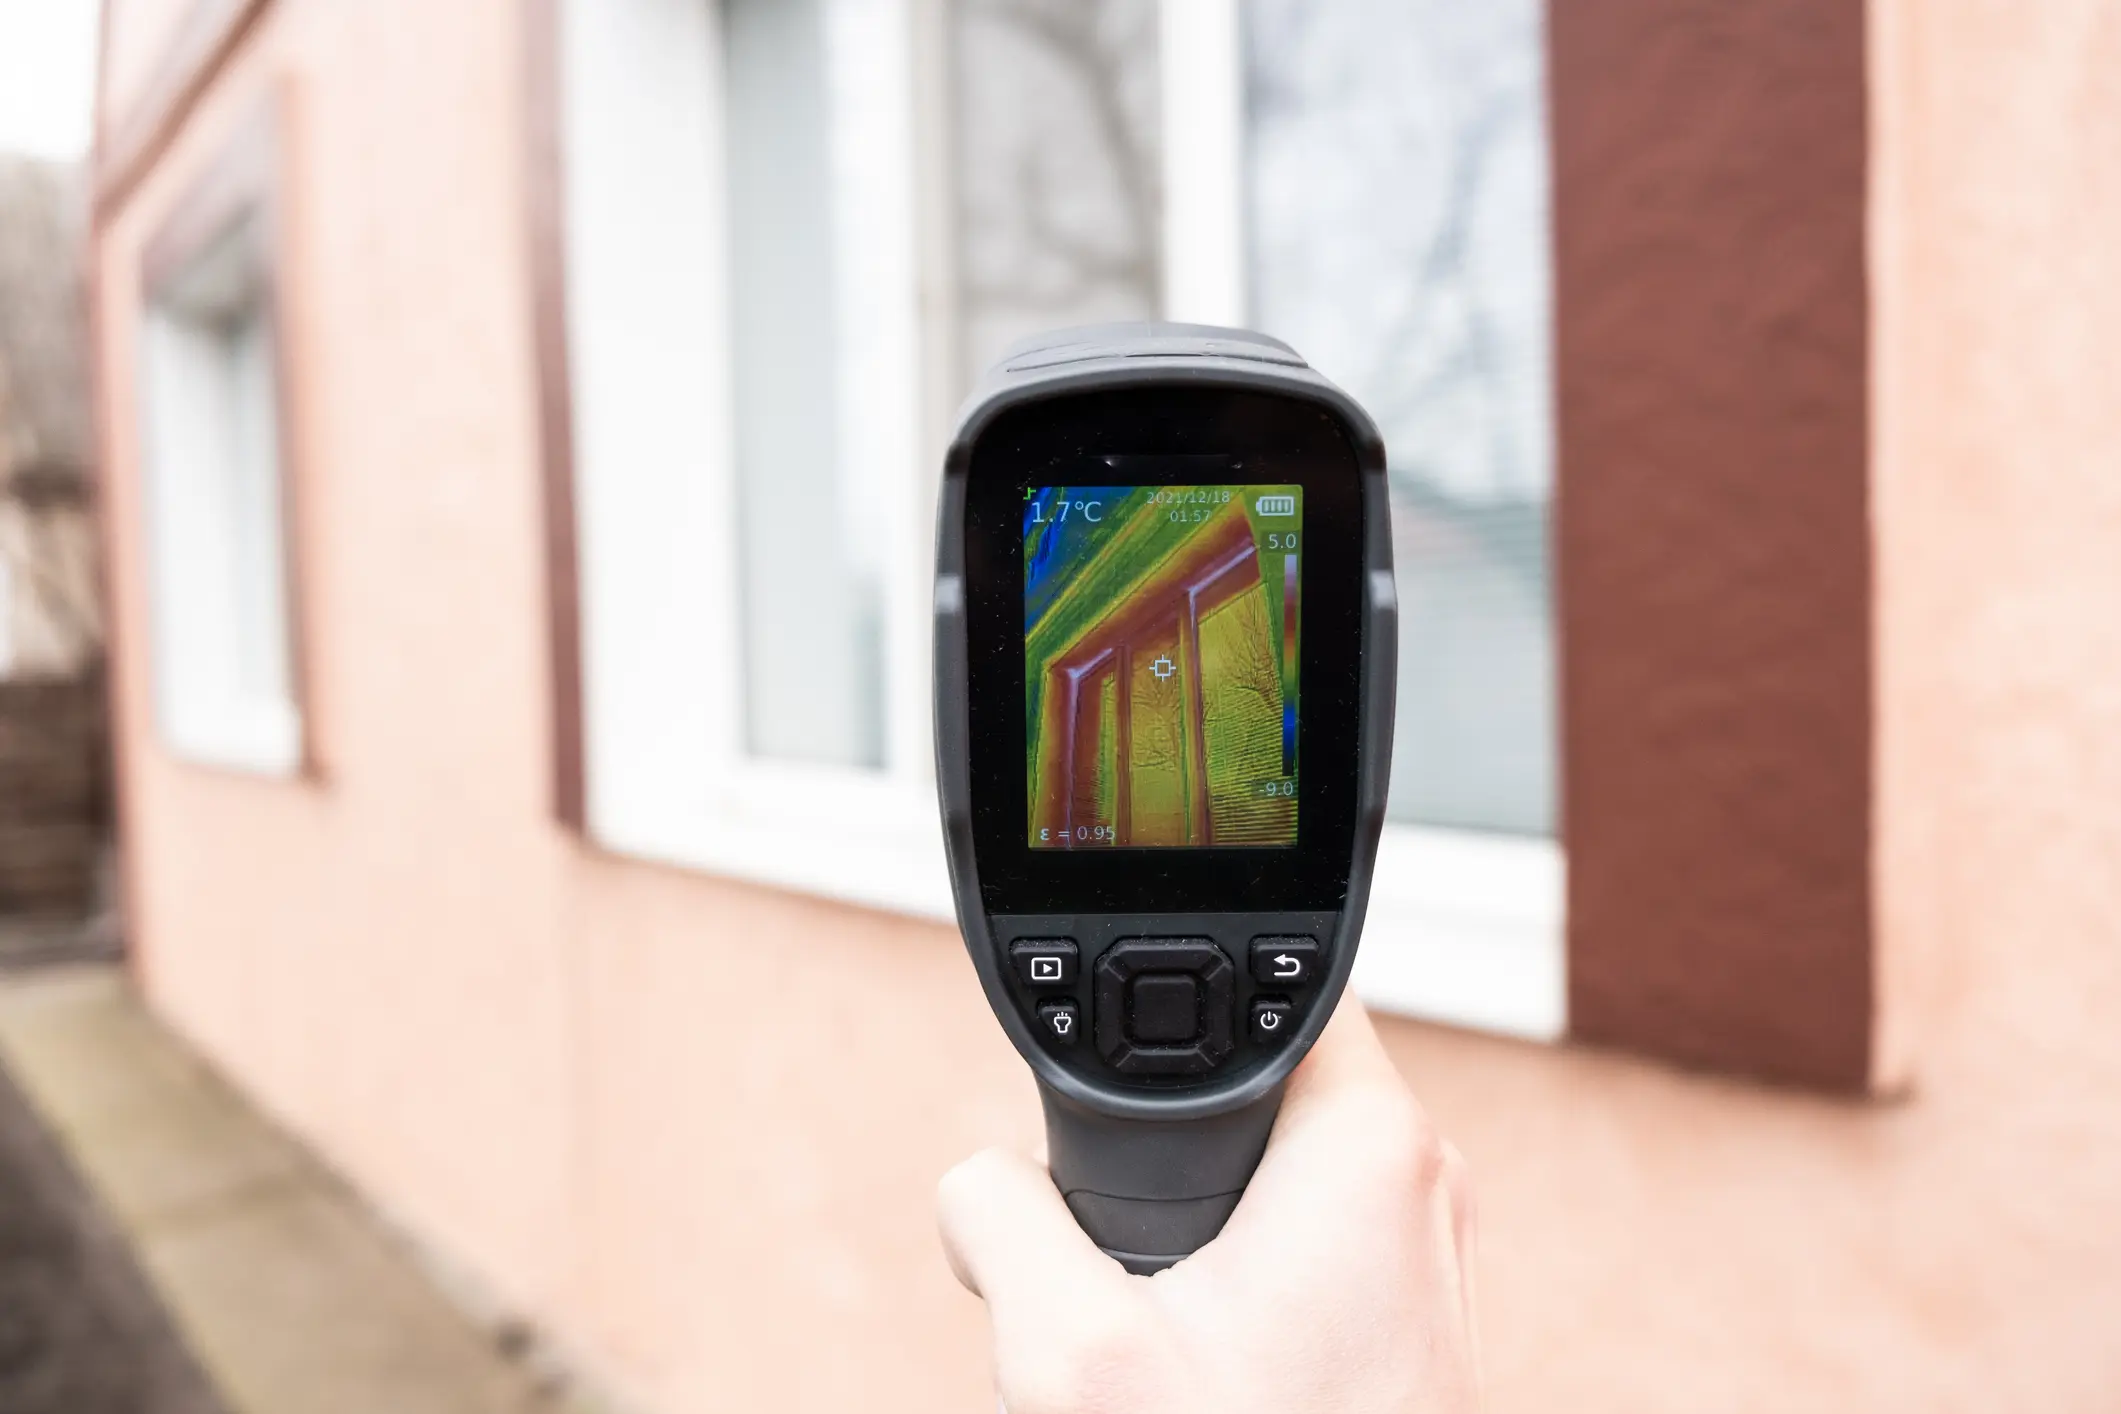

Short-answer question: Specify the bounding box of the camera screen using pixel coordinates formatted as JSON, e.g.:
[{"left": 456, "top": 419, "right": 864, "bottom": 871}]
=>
[{"left": 1025, "top": 485, "right": 1302, "bottom": 849}]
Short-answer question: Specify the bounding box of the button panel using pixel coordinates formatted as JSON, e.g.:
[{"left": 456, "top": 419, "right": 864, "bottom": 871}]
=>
[{"left": 994, "top": 912, "right": 1337, "bottom": 1082}]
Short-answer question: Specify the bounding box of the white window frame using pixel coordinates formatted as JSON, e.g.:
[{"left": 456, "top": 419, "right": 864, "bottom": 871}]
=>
[
  {"left": 561, "top": 0, "right": 949, "bottom": 918},
  {"left": 1159, "top": 0, "right": 1563, "bottom": 1040},
  {"left": 139, "top": 217, "right": 304, "bottom": 779}
]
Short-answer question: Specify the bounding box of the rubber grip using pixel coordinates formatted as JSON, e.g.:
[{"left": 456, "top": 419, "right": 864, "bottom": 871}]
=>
[{"left": 1039, "top": 1083, "right": 1282, "bottom": 1274}]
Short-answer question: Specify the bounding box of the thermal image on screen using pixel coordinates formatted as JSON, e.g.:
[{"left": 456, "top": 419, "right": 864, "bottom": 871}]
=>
[{"left": 1025, "top": 485, "right": 1302, "bottom": 849}]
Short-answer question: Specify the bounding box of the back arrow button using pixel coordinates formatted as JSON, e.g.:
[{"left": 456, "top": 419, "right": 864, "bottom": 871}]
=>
[{"left": 1248, "top": 937, "right": 1321, "bottom": 986}]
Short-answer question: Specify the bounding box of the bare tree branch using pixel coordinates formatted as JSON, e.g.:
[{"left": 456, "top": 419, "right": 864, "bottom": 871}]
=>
[{"left": 960, "top": 0, "right": 1161, "bottom": 321}]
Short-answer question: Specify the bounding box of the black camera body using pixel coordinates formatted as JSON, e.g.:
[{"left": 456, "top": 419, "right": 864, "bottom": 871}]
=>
[{"left": 935, "top": 323, "right": 1397, "bottom": 1271}]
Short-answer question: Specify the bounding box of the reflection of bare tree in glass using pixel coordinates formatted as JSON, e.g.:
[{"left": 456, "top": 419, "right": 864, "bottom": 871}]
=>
[
  {"left": 1202, "top": 590, "right": 1281, "bottom": 726},
  {"left": 1129, "top": 646, "right": 1184, "bottom": 777},
  {"left": 1247, "top": 0, "right": 1550, "bottom": 507},
  {"left": 1353, "top": 97, "right": 1519, "bottom": 482},
  {"left": 1244, "top": 0, "right": 1556, "bottom": 838},
  {"left": 1198, "top": 589, "right": 1292, "bottom": 839},
  {"left": 952, "top": 0, "right": 1161, "bottom": 376}
]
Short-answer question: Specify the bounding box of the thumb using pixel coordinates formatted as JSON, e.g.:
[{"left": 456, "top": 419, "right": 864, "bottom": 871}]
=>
[
  {"left": 938, "top": 1148, "right": 1130, "bottom": 1307},
  {"left": 938, "top": 1149, "right": 1150, "bottom": 1410}
]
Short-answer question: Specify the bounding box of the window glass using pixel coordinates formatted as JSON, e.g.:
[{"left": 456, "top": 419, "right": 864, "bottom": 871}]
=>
[
  {"left": 726, "top": 0, "right": 884, "bottom": 769},
  {"left": 950, "top": 0, "right": 1162, "bottom": 378},
  {"left": 141, "top": 220, "right": 299, "bottom": 772},
  {"left": 1243, "top": 0, "right": 1555, "bottom": 835}
]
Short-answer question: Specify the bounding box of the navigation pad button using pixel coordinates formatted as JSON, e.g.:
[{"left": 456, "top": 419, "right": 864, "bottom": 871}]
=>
[
  {"left": 1093, "top": 939, "right": 1236, "bottom": 1075},
  {"left": 1126, "top": 973, "right": 1203, "bottom": 1045}
]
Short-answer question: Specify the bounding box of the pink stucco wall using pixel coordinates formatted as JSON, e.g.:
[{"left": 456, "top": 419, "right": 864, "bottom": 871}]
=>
[
  {"left": 95, "top": 1, "right": 2121, "bottom": 1410},
  {"left": 98, "top": 0, "right": 201, "bottom": 130}
]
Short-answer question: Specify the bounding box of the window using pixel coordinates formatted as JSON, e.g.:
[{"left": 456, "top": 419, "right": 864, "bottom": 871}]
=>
[
  {"left": 1161, "top": 0, "right": 1561, "bottom": 1036},
  {"left": 139, "top": 124, "right": 302, "bottom": 777},
  {"left": 549, "top": 0, "right": 1561, "bottom": 1034},
  {"left": 949, "top": 0, "right": 1164, "bottom": 374},
  {"left": 726, "top": 0, "right": 885, "bottom": 770},
  {"left": 1242, "top": 0, "right": 1554, "bottom": 836},
  {"left": 553, "top": 0, "right": 938, "bottom": 910}
]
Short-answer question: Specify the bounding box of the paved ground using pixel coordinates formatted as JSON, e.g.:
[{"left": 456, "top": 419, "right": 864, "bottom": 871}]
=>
[
  {"left": 0, "top": 1054, "right": 228, "bottom": 1413},
  {"left": 0, "top": 964, "right": 612, "bottom": 1414}
]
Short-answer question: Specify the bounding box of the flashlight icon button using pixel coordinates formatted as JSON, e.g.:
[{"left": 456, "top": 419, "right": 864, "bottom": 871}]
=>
[{"left": 1039, "top": 1001, "right": 1082, "bottom": 1047}]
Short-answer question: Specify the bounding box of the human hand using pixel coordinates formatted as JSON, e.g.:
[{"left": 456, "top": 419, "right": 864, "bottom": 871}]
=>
[{"left": 938, "top": 1000, "right": 1481, "bottom": 1413}]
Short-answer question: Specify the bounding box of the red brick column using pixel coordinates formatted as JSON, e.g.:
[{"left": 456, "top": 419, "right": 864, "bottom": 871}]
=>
[{"left": 1551, "top": 0, "right": 1876, "bottom": 1090}]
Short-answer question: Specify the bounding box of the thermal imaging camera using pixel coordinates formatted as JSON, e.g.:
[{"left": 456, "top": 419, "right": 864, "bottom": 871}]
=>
[{"left": 934, "top": 323, "right": 1396, "bottom": 1272}]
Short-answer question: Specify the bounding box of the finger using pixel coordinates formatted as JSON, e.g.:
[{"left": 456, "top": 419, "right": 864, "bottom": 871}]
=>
[
  {"left": 1439, "top": 1139, "right": 1478, "bottom": 1286},
  {"left": 937, "top": 1148, "right": 1131, "bottom": 1309},
  {"left": 1208, "top": 995, "right": 1440, "bottom": 1256},
  {"left": 1439, "top": 1140, "right": 1484, "bottom": 1388},
  {"left": 1278, "top": 992, "right": 1427, "bottom": 1137},
  {"left": 939, "top": 1150, "right": 1154, "bottom": 1413}
]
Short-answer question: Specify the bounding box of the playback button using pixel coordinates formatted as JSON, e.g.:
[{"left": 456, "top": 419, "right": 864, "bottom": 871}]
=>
[{"left": 1011, "top": 938, "right": 1079, "bottom": 987}]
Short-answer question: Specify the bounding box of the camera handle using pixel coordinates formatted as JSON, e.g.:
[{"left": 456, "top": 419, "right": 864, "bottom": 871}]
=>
[{"left": 1039, "top": 1082, "right": 1283, "bottom": 1274}]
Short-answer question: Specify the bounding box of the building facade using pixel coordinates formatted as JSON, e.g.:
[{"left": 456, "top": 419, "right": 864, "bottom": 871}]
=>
[{"left": 88, "top": 0, "right": 2121, "bottom": 1409}]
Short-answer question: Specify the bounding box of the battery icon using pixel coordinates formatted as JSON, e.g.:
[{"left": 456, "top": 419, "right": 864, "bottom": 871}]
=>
[{"left": 1256, "top": 494, "right": 1296, "bottom": 516}]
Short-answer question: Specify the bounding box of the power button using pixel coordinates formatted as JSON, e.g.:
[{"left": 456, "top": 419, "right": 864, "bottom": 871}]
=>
[{"left": 1249, "top": 998, "right": 1295, "bottom": 1043}]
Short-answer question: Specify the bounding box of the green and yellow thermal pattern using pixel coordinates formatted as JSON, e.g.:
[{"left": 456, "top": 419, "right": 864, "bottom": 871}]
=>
[
  {"left": 1196, "top": 585, "right": 1290, "bottom": 842},
  {"left": 1094, "top": 672, "right": 1119, "bottom": 827},
  {"left": 1025, "top": 486, "right": 1300, "bottom": 846}
]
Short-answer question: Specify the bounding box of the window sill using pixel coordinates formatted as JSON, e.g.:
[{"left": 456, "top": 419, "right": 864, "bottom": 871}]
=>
[
  {"left": 589, "top": 764, "right": 955, "bottom": 922},
  {"left": 591, "top": 774, "right": 1564, "bottom": 1040},
  {"left": 160, "top": 701, "right": 304, "bottom": 779},
  {"left": 1353, "top": 826, "right": 1565, "bottom": 1041}
]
